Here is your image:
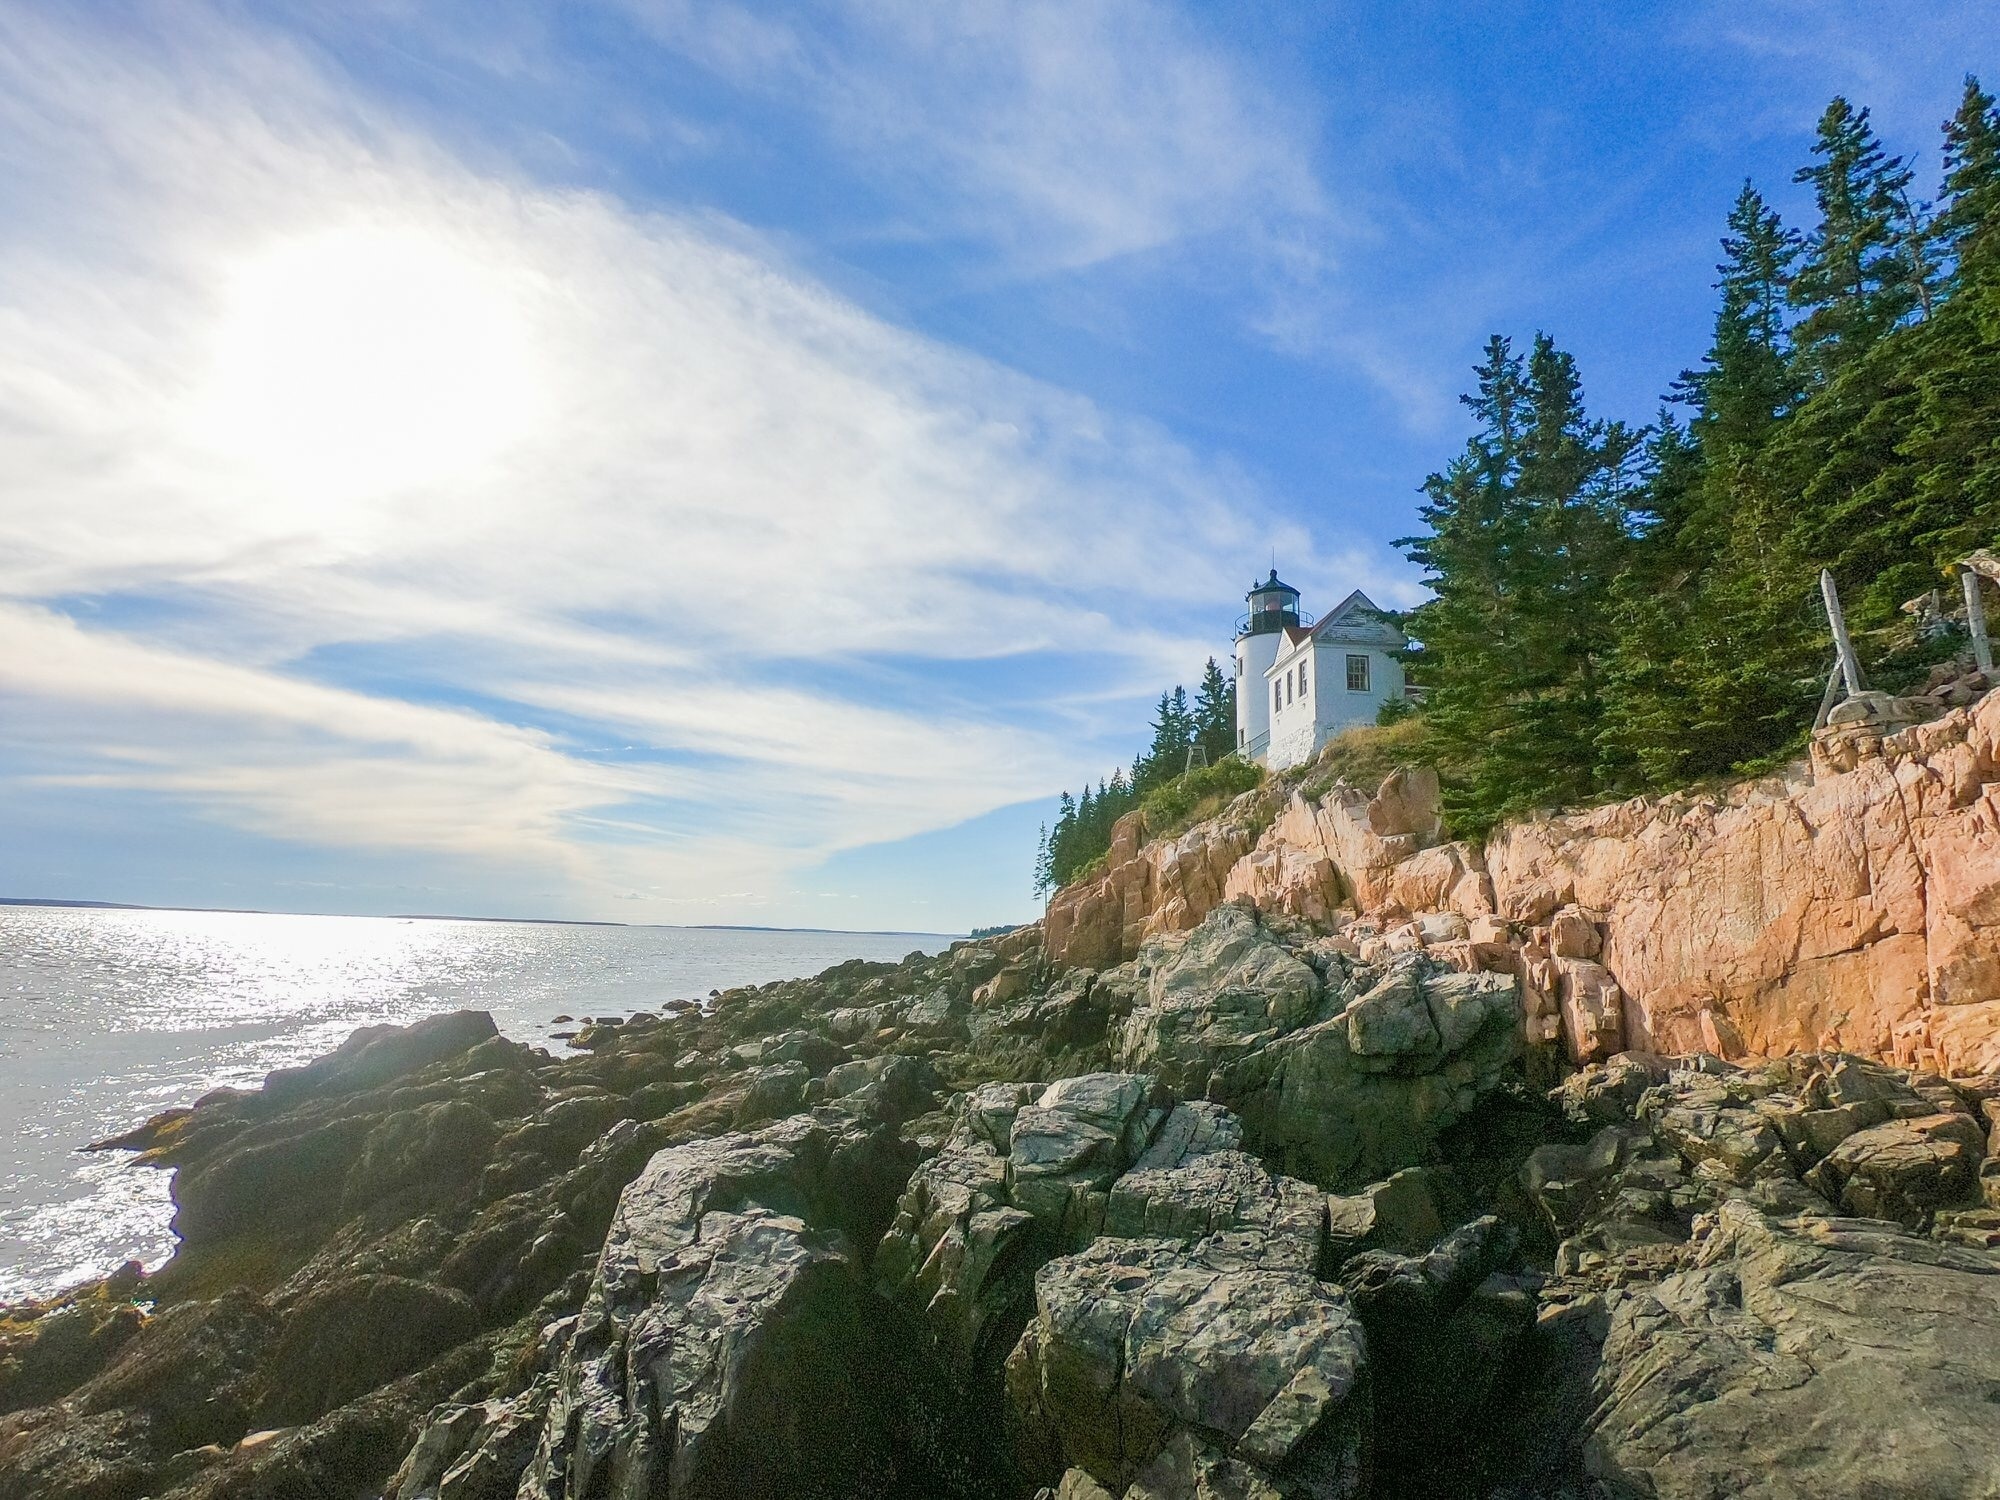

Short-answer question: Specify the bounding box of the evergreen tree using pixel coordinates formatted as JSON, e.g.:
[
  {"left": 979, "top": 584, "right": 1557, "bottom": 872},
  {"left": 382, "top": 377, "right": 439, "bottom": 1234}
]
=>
[
  {"left": 1690, "top": 184, "right": 1802, "bottom": 453},
  {"left": 1168, "top": 687, "right": 1192, "bottom": 767},
  {"left": 1600, "top": 185, "right": 1822, "bottom": 786},
  {"left": 1192, "top": 656, "right": 1235, "bottom": 763},
  {"left": 1132, "top": 691, "right": 1176, "bottom": 791},
  {"left": 1939, "top": 76, "right": 2000, "bottom": 290},
  {"left": 1134, "top": 686, "right": 1201, "bottom": 790},
  {"left": 1761, "top": 89, "right": 2000, "bottom": 621},
  {"left": 1789, "top": 98, "right": 1924, "bottom": 380},
  {"left": 1401, "top": 335, "right": 1643, "bottom": 830}
]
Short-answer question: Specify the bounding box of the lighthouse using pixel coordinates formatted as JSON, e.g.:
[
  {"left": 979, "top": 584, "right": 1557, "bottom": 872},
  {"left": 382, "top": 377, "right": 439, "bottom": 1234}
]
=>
[
  {"left": 1233, "top": 570, "right": 1301, "bottom": 760},
  {"left": 1233, "top": 569, "right": 1409, "bottom": 769}
]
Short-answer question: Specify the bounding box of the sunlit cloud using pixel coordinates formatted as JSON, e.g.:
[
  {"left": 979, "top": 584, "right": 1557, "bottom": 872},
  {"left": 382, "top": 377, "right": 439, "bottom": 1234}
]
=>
[{"left": 0, "top": 4, "right": 1387, "bottom": 921}]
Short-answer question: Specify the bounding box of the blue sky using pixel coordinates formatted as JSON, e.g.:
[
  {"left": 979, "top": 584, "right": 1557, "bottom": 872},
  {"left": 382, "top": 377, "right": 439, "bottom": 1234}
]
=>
[{"left": 0, "top": 1, "right": 1992, "bottom": 931}]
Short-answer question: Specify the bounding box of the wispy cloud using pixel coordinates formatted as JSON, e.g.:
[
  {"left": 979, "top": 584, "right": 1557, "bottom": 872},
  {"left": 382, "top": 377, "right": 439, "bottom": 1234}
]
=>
[
  {"left": 616, "top": 0, "right": 1334, "bottom": 274},
  {"left": 0, "top": 4, "right": 1360, "bottom": 920}
]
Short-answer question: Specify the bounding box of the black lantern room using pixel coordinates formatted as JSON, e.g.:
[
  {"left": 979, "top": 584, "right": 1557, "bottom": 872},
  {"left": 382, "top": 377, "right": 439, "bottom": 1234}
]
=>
[{"left": 1237, "top": 569, "right": 1302, "bottom": 637}]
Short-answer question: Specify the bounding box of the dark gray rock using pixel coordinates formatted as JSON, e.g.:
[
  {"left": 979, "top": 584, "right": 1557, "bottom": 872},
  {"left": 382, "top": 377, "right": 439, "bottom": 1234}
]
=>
[
  {"left": 262, "top": 1010, "right": 498, "bottom": 1103},
  {"left": 1584, "top": 1200, "right": 2000, "bottom": 1499},
  {"left": 258, "top": 1275, "right": 479, "bottom": 1426},
  {"left": 1006, "top": 1235, "right": 1370, "bottom": 1498},
  {"left": 515, "top": 1111, "right": 1001, "bottom": 1500},
  {"left": 1226, "top": 958, "right": 1520, "bottom": 1190},
  {"left": 1102, "top": 1150, "right": 1326, "bottom": 1271},
  {"left": 1117, "top": 907, "right": 1324, "bottom": 1097}
]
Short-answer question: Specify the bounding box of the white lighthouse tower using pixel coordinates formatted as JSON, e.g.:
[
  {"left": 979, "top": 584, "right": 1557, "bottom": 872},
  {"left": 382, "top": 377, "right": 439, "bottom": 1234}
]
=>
[{"left": 1233, "top": 570, "right": 1302, "bottom": 760}]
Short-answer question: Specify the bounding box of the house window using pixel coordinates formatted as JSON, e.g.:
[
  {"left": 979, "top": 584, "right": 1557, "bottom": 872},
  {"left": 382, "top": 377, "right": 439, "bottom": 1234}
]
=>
[
  {"left": 1298, "top": 663, "right": 1309, "bottom": 698},
  {"left": 1274, "top": 681, "right": 1283, "bottom": 713},
  {"left": 1346, "top": 654, "right": 1370, "bottom": 692}
]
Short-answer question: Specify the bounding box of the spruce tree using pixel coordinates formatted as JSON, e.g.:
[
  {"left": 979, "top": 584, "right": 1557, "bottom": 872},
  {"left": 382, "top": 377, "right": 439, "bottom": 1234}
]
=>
[
  {"left": 1600, "top": 183, "right": 1824, "bottom": 786},
  {"left": 1789, "top": 98, "right": 1923, "bottom": 380},
  {"left": 1132, "top": 691, "right": 1174, "bottom": 791},
  {"left": 1401, "top": 335, "right": 1642, "bottom": 830},
  {"left": 1168, "top": 687, "right": 1193, "bottom": 769},
  {"left": 1192, "top": 657, "right": 1235, "bottom": 763},
  {"left": 1400, "top": 337, "right": 1530, "bottom": 829},
  {"left": 1939, "top": 76, "right": 2000, "bottom": 290},
  {"left": 1694, "top": 184, "right": 1802, "bottom": 452}
]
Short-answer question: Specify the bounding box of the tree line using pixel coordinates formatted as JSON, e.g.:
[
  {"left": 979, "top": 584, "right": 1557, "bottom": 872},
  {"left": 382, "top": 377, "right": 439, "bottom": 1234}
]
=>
[
  {"left": 1402, "top": 81, "right": 2000, "bottom": 834},
  {"left": 1034, "top": 658, "right": 1235, "bottom": 893}
]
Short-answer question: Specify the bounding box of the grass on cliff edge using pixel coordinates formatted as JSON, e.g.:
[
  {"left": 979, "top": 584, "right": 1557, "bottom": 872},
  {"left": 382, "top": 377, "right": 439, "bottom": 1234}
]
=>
[
  {"left": 1059, "top": 718, "right": 1442, "bottom": 891},
  {"left": 1295, "top": 716, "right": 1438, "bottom": 804},
  {"left": 1131, "top": 720, "right": 1440, "bottom": 857}
]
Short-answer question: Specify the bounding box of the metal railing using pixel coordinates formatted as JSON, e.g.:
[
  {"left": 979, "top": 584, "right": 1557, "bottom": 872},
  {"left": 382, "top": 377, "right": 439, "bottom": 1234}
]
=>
[{"left": 1235, "top": 609, "right": 1314, "bottom": 637}]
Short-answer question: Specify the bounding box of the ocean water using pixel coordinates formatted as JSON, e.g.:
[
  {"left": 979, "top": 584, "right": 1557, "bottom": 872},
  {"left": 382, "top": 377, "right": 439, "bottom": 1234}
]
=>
[{"left": 0, "top": 904, "right": 954, "bottom": 1302}]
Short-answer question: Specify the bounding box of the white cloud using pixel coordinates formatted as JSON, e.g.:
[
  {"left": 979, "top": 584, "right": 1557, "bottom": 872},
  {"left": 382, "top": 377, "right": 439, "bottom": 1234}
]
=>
[
  {"left": 0, "top": 4, "right": 1382, "bottom": 919},
  {"left": 0, "top": 603, "right": 643, "bottom": 872},
  {"left": 616, "top": 0, "right": 1334, "bottom": 273}
]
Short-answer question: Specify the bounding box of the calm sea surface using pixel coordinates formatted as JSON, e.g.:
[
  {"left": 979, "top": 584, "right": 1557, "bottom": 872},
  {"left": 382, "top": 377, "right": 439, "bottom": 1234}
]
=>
[{"left": 0, "top": 904, "right": 954, "bottom": 1301}]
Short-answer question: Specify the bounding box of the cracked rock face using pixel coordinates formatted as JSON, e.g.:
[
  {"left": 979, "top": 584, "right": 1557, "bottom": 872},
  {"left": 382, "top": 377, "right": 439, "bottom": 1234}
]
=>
[
  {"left": 1118, "top": 907, "right": 1325, "bottom": 1097},
  {"left": 1006, "top": 1237, "right": 1370, "bottom": 1500},
  {"left": 1518, "top": 1050, "right": 2000, "bottom": 1500},
  {"left": 515, "top": 1111, "right": 999, "bottom": 1500},
  {"left": 876, "top": 1079, "right": 1221, "bottom": 1387},
  {"left": 1052, "top": 688, "right": 2000, "bottom": 1080},
  {"left": 1585, "top": 1201, "right": 2000, "bottom": 1500},
  {"left": 1111, "top": 909, "right": 1523, "bottom": 1190},
  {"left": 1223, "top": 958, "right": 1521, "bottom": 1190}
]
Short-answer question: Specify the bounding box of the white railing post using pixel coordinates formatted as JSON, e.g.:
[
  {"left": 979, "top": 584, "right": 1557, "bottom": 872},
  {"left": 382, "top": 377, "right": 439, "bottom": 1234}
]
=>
[
  {"left": 1820, "top": 569, "right": 1868, "bottom": 696},
  {"left": 1964, "top": 569, "right": 1993, "bottom": 673}
]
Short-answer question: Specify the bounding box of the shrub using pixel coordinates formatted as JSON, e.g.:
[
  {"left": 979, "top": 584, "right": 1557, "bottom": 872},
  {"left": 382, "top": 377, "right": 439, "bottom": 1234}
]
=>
[{"left": 1136, "top": 756, "right": 1266, "bottom": 840}]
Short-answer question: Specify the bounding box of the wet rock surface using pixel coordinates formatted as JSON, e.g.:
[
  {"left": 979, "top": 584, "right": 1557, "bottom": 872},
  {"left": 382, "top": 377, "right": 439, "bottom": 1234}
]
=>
[{"left": 4, "top": 908, "right": 1999, "bottom": 1499}]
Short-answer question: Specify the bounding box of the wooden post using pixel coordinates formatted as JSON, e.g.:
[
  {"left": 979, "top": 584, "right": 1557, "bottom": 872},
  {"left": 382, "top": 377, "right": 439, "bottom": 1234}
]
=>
[
  {"left": 1813, "top": 658, "right": 1845, "bottom": 730},
  {"left": 1820, "top": 569, "right": 1867, "bottom": 696},
  {"left": 1964, "top": 568, "right": 1993, "bottom": 673}
]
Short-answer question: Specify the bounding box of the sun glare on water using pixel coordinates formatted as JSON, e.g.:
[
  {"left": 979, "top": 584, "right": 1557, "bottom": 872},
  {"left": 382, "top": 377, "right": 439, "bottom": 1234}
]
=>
[{"left": 198, "top": 225, "right": 542, "bottom": 507}]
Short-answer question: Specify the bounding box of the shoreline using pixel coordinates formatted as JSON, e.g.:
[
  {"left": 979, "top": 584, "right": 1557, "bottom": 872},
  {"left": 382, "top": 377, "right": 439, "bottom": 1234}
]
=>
[{"left": 0, "top": 896, "right": 966, "bottom": 939}]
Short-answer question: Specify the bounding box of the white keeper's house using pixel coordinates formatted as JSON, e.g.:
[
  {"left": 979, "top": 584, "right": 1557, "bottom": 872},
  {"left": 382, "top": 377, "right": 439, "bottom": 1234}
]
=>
[{"left": 1233, "top": 570, "right": 1407, "bottom": 770}]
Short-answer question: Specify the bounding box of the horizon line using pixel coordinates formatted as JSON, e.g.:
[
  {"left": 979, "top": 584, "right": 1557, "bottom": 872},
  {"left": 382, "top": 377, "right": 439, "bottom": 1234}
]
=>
[{"left": 0, "top": 895, "right": 970, "bottom": 940}]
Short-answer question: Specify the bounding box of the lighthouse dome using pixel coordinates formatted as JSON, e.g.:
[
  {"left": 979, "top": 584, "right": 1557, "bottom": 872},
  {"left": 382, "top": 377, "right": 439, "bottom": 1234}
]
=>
[{"left": 1237, "top": 569, "right": 1305, "bottom": 638}]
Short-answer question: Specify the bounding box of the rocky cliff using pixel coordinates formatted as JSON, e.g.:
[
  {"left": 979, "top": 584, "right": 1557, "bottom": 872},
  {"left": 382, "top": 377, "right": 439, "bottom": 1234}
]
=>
[
  {"left": 1048, "top": 684, "right": 2000, "bottom": 1080},
  {"left": 5, "top": 696, "right": 2000, "bottom": 1499},
  {"left": 3, "top": 893, "right": 1998, "bottom": 1500}
]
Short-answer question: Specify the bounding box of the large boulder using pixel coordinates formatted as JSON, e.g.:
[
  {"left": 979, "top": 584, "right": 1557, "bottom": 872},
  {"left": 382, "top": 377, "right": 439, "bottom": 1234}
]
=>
[
  {"left": 1225, "top": 956, "right": 1522, "bottom": 1189},
  {"left": 1805, "top": 1112, "right": 1987, "bottom": 1226},
  {"left": 257, "top": 1275, "right": 480, "bottom": 1426},
  {"left": 262, "top": 1010, "right": 500, "bottom": 1103},
  {"left": 1584, "top": 1200, "right": 2000, "bottom": 1499},
  {"left": 515, "top": 1110, "right": 998, "bottom": 1500},
  {"left": 1006, "top": 1236, "right": 1371, "bottom": 1498},
  {"left": 1117, "top": 907, "right": 1322, "bottom": 1096},
  {"left": 1007, "top": 1073, "right": 1172, "bottom": 1237},
  {"left": 1102, "top": 1150, "right": 1326, "bottom": 1272},
  {"left": 1112, "top": 909, "right": 1523, "bottom": 1191},
  {"left": 876, "top": 1077, "right": 1183, "bottom": 1385}
]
